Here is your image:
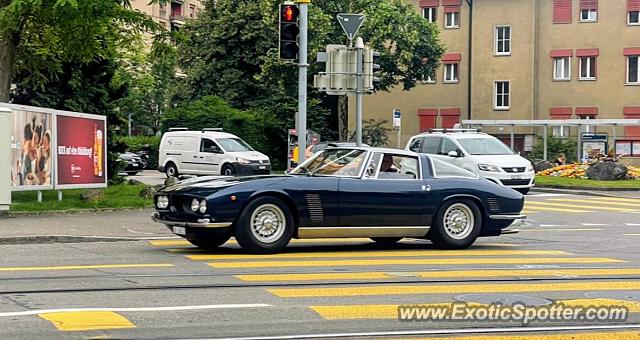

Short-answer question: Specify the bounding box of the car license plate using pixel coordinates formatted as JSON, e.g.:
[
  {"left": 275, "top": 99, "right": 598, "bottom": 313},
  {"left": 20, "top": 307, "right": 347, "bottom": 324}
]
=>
[
  {"left": 172, "top": 226, "right": 186, "bottom": 235},
  {"left": 511, "top": 175, "right": 523, "bottom": 180},
  {"left": 259, "top": 166, "right": 266, "bottom": 170}
]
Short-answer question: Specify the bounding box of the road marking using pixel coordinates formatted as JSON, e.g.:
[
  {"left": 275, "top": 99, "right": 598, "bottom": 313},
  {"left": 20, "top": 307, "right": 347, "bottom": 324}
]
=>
[
  {"left": 589, "top": 197, "right": 640, "bottom": 203},
  {"left": 311, "top": 298, "right": 640, "bottom": 320},
  {"left": 521, "top": 204, "right": 592, "bottom": 213},
  {"left": 268, "top": 281, "right": 640, "bottom": 298},
  {"left": 626, "top": 223, "right": 640, "bottom": 226},
  {"left": 209, "top": 257, "right": 622, "bottom": 269},
  {"left": 235, "top": 267, "right": 640, "bottom": 282},
  {"left": 39, "top": 311, "right": 135, "bottom": 331},
  {"left": 581, "top": 223, "right": 611, "bottom": 226},
  {"left": 549, "top": 198, "right": 640, "bottom": 208},
  {"left": 0, "top": 304, "right": 273, "bottom": 317},
  {"left": 0, "top": 263, "right": 174, "bottom": 272},
  {"left": 520, "top": 228, "right": 603, "bottom": 232},
  {"left": 539, "top": 224, "right": 566, "bottom": 227},
  {"left": 188, "top": 250, "right": 570, "bottom": 261},
  {"left": 525, "top": 201, "right": 636, "bottom": 212},
  {"left": 623, "top": 234, "right": 640, "bottom": 236}
]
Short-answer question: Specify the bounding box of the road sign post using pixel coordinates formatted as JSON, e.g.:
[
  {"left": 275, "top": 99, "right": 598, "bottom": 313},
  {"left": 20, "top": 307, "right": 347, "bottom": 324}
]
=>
[
  {"left": 355, "top": 37, "right": 364, "bottom": 146},
  {"left": 297, "top": 0, "right": 309, "bottom": 165},
  {"left": 0, "top": 108, "right": 11, "bottom": 211},
  {"left": 393, "top": 109, "right": 402, "bottom": 148}
]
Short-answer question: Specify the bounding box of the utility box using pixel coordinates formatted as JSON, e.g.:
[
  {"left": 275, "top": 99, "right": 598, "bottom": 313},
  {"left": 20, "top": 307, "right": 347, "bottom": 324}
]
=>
[{"left": 0, "top": 108, "right": 11, "bottom": 211}]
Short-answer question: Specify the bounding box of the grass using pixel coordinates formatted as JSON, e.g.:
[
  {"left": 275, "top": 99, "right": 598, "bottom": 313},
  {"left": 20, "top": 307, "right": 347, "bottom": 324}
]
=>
[
  {"left": 10, "top": 183, "right": 154, "bottom": 213},
  {"left": 535, "top": 176, "right": 640, "bottom": 189}
]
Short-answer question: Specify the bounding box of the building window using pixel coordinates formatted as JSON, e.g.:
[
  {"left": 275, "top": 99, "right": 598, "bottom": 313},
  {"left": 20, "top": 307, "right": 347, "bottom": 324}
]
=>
[
  {"left": 444, "top": 63, "right": 459, "bottom": 82},
  {"left": 495, "top": 26, "right": 511, "bottom": 55},
  {"left": 553, "top": 126, "right": 570, "bottom": 138},
  {"left": 189, "top": 5, "right": 195, "bottom": 18},
  {"left": 494, "top": 81, "right": 510, "bottom": 110},
  {"left": 630, "top": 11, "right": 640, "bottom": 24},
  {"left": 628, "top": 55, "right": 640, "bottom": 84},
  {"left": 159, "top": 3, "right": 167, "bottom": 17},
  {"left": 423, "top": 7, "right": 437, "bottom": 22},
  {"left": 580, "top": 9, "right": 597, "bottom": 22},
  {"left": 554, "top": 57, "right": 571, "bottom": 80},
  {"left": 579, "top": 56, "right": 596, "bottom": 80},
  {"left": 445, "top": 11, "right": 459, "bottom": 28}
]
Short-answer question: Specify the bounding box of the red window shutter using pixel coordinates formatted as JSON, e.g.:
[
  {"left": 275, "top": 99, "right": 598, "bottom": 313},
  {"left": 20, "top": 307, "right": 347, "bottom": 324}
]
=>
[
  {"left": 420, "top": 0, "right": 439, "bottom": 7},
  {"left": 580, "top": 0, "right": 598, "bottom": 10},
  {"left": 624, "top": 107, "right": 640, "bottom": 139},
  {"left": 624, "top": 47, "right": 640, "bottom": 56},
  {"left": 553, "top": 0, "right": 572, "bottom": 24},
  {"left": 550, "top": 49, "right": 573, "bottom": 58},
  {"left": 576, "top": 48, "right": 599, "bottom": 57},
  {"left": 549, "top": 107, "right": 573, "bottom": 119},
  {"left": 418, "top": 109, "right": 438, "bottom": 132},
  {"left": 440, "top": 108, "right": 461, "bottom": 129},
  {"left": 442, "top": 0, "right": 461, "bottom": 5},
  {"left": 624, "top": 107, "right": 640, "bottom": 117},
  {"left": 575, "top": 107, "right": 598, "bottom": 116},
  {"left": 442, "top": 52, "right": 462, "bottom": 63},
  {"left": 444, "top": 6, "right": 460, "bottom": 13},
  {"left": 628, "top": 0, "right": 640, "bottom": 11}
]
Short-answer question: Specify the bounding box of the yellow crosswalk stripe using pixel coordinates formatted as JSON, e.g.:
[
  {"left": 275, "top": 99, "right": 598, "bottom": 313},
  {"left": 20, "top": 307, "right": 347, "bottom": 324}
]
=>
[
  {"left": 522, "top": 228, "right": 603, "bottom": 232},
  {"left": 235, "top": 267, "right": 640, "bottom": 282},
  {"left": 0, "top": 264, "right": 174, "bottom": 272},
  {"left": 525, "top": 201, "right": 635, "bottom": 212},
  {"left": 589, "top": 197, "right": 640, "bottom": 203},
  {"left": 209, "top": 257, "right": 622, "bottom": 269},
  {"left": 39, "top": 311, "right": 135, "bottom": 331},
  {"left": 188, "top": 250, "right": 569, "bottom": 261},
  {"left": 311, "top": 298, "right": 640, "bottom": 320},
  {"left": 521, "top": 204, "right": 592, "bottom": 213},
  {"left": 548, "top": 198, "right": 640, "bottom": 208},
  {"left": 268, "top": 280, "right": 640, "bottom": 298},
  {"left": 410, "top": 332, "right": 640, "bottom": 340}
]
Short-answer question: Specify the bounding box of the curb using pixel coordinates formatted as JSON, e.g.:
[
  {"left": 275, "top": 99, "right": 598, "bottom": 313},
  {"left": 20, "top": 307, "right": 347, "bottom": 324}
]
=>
[
  {"left": 0, "top": 235, "right": 180, "bottom": 245},
  {"left": 531, "top": 187, "right": 640, "bottom": 198},
  {"left": 4, "top": 207, "right": 153, "bottom": 218}
]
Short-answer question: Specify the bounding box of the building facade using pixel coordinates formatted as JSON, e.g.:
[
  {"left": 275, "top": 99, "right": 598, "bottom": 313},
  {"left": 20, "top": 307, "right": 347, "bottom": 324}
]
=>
[
  {"left": 132, "top": 0, "right": 202, "bottom": 31},
  {"left": 353, "top": 0, "right": 640, "bottom": 151}
]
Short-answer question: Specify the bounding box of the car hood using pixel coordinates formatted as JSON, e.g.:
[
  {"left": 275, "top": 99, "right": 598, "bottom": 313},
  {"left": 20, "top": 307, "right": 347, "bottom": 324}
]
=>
[
  {"left": 228, "top": 151, "right": 270, "bottom": 161},
  {"left": 470, "top": 154, "right": 531, "bottom": 167},
  {"left": 158, "top": 175, "right": 285, "bottom": 194}
]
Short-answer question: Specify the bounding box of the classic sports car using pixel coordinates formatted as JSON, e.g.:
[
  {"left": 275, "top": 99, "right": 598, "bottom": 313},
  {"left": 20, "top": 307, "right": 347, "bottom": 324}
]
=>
[{"left": 152, "top": 147, "right": 525, "bottom": 254}]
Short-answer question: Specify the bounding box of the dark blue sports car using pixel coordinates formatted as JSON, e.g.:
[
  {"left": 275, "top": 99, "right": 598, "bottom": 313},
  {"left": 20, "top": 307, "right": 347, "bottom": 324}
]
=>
[{"left": 152, "top": 147, "right": 524, "bottom": 254}]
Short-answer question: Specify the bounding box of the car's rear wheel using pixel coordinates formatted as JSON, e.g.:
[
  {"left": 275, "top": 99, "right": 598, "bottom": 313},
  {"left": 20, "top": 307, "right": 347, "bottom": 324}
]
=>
[
  {"left": 235, "top": 197, "right": 294, "bottom": 254},
  {"left": 165, "top": 163, "right": 178, "bottom": 178},
  {"left": 430, "top": 199, "right": 481, "bottom": 249},
  {"left": 370, "top": 237, "right": 403, "bottom": 245}
]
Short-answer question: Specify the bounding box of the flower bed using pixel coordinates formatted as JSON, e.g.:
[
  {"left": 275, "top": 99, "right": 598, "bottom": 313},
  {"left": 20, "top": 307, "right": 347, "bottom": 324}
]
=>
[{"left": 537, "top": 163, "right": 640, "bottom": 179}]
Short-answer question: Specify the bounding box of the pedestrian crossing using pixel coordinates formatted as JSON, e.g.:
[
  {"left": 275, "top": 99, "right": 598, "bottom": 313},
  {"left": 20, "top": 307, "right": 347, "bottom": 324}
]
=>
[{"left": 524, "top": 196, "right": 640, "bottom": 214}]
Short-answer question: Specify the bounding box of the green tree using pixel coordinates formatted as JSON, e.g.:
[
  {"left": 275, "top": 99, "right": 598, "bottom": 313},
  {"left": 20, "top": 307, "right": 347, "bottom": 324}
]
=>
[
  {"left": 349, "top": 119, "right": 393, "bottom": 147},
  {"left": 0, "top": 0, "right": 156, "bottom": 102},
  {"left": 531, "top": 136, "right": 579, "bottom": 163}
]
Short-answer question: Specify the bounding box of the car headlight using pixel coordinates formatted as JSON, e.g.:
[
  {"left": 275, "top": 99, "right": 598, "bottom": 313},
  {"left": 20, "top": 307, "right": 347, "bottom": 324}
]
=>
[
  {"left": 526, "top": 163, "right": 534, "bottom": 172},
  {"left": 191, "top": 199, "right": 199, "bottom": 212},
  {"left": 156, "top": 196, "right": 169, "bottom": 209},
  {"left": 198, "top": 199, "right": 207, "bottom": 214},
  {"left": 478, "top": 164, "right": 501, "bottom": 172},
  {"left": 236, "top": 157, "right": 251, "bottom": 164}
]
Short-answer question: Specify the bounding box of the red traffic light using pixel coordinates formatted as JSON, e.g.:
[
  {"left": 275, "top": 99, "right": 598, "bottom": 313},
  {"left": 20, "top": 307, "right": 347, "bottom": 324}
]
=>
[{"left": 281, "top": 5, "right": 298, "bottom": 22}]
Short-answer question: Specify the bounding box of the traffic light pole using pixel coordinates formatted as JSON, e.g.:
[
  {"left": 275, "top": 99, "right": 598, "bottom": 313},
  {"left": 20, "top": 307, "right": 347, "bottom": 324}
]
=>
[
  {"left": 297, "top": 1, "right": 309, "bottom": 165},
  {"left": 355, "top": 37, "right": 364, "bottom": 147}
]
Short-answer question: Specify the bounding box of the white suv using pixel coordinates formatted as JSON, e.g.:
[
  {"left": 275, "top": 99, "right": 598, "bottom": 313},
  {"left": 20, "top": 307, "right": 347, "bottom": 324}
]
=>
[{"left": 405, "top": 129, "right": 535, "bottom": 194}]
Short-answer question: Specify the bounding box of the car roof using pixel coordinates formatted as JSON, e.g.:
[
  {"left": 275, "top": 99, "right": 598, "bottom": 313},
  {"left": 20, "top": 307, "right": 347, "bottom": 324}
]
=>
[
  {"left": 164, "top": 131, "right": 239, "bottom": 139},
  {"left": 416, "top": 132, "right": 492, "bottom": 139}
]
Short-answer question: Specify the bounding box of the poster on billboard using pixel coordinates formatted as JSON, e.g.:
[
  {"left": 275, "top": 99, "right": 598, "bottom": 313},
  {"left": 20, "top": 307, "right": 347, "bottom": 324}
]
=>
[
  {"left": 7, "top": 106, "right": 54, "bottom": 191},
  {"left": 55, "top": 113, "right": 107, "bottom": 189}
]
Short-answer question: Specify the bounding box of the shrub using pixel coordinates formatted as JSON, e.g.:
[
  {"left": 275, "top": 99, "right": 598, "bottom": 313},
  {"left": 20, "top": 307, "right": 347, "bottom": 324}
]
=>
[{"left": 530, "top": 136, "right": 579, "bottom": 163}]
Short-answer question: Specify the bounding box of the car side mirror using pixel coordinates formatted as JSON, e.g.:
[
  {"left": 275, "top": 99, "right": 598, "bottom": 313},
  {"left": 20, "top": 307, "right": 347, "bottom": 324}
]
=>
[{"left": 447, "top": 151, "right": 459, "bottom": 158}]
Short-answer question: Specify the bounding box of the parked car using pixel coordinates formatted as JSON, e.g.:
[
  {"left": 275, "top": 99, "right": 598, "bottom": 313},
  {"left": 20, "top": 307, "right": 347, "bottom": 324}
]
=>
[
  {"left": 158, "top": 128, "right": 270, "bottom": 178},
  {"left": 118, "top": 152, "right": 144, "bottom": 176},
  {"left": 406, "top": 129, "right": 535, "bottom": 194},
  {"left": 152, "top": 146, "right": 524, "bottom": 254}
]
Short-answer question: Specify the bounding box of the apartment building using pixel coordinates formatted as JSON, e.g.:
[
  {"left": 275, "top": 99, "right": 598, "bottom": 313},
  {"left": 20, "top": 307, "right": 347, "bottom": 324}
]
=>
[
  {"left": 132, "top": 0, "right": 202, "bottom": 31},
  {"left": 353, "top": 0, "right": 640, "bottom": 150}
]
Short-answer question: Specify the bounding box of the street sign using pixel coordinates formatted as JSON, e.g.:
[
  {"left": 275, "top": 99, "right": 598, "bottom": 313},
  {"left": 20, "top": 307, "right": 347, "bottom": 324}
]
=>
[
  {"left": 393, "top": 109, "right": 401, "bottom": 128},
  {"left": 337, "top": 14, "right": 365, "bottom": 42}
]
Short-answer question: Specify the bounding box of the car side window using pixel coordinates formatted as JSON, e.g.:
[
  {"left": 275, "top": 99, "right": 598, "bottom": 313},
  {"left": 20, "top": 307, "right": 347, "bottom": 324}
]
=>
[
  {"left": 422, "top": 137, "right": 442, "bottom": 155},
  {"left": 377, "top": 154, "right": 420, "bottom": 180},
  {"left": 408, "top": 138, "right": 423, "bottom": 153},
  {"left": 440, "top": 138, "right": 460, "bottom": 156},
  {"left": 364, "top": 153, "right": 382, "bottom": 179},
  {"left": 200, "top": 138, "right": 221, "bottom": 153},
  {"left": 431, "top": 158, "right": 477, "bottom": 178}
]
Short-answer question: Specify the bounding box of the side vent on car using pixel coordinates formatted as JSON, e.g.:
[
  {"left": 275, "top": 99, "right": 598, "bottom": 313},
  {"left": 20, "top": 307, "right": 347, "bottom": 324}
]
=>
[
  {"left": 306, "top": 194, "right": 325, "bottom": 222},
  {"left": 487, "top": 197, "right": 501, "bottom": 212}
]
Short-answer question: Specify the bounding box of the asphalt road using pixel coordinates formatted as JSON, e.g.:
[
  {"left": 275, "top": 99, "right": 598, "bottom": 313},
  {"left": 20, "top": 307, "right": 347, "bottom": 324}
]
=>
[{"left": 0, "top": 192, "right": 639, "bottom": 339}]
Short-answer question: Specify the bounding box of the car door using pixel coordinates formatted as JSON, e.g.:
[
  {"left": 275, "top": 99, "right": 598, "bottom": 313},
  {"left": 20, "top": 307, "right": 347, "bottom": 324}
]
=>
[
  {"left": 193, "top": 138, "right": 223, "bottom": 175},
  {"left": 438, "top": 137, "right": 470, "bottom": 171},
  {"left": 177, "top": 136, "right": 199, "bottom": 174},
  {"left": 338, "top": 153, "right": 433, "bottom": 229}
]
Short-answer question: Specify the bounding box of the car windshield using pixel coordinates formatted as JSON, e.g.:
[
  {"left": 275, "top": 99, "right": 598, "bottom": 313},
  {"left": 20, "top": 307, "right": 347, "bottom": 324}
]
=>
[
  {"left": 290, "top": 149, "right": 368, "bottom": 177},
  {"left": 216, "top": 138, "right": 254, "bottom": 152},
  {"left": 456, "top": 137, "right": 514, "bottom": 155}
]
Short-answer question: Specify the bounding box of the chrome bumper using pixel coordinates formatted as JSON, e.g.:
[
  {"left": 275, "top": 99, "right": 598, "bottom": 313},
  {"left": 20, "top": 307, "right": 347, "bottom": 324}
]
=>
[
  {"left": 489, "top": 214, "right": 526, "bottom": 220},
  {"left": 500, "top": 228, "right": 520, "bottom": 234},
  {"left": 151, "top": 212, "right": 232, "bottom": 229}
]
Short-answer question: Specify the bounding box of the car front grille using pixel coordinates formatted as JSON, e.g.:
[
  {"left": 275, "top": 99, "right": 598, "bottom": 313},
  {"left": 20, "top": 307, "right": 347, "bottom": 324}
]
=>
[
  {"left": 500, "top": 179, "right": 531, "bottom": 186},
  {"left": 502, "top": 167, "right": 526, "bottom": 173}
]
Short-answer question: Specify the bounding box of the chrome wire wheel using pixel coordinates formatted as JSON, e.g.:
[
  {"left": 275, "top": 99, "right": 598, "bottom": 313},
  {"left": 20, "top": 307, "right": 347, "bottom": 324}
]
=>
[
  {"left": 443, "top": 203, "right": 474, "bottom": 240},
  {"left": 250, "top": 204, "right": 286, "bottom": 243}
]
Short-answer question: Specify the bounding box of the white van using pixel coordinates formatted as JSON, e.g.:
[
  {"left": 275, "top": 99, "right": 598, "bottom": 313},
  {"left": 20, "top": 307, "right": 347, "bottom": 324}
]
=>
[
  {"left": 158, "top": 129, "right": 271, "bottom": 177},
  {"left": 405, "top": 129, "right": 535, "bottom": 194}
]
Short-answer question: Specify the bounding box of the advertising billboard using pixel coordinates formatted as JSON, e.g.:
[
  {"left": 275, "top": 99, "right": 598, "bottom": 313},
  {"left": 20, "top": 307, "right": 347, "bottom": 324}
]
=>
[
  {"left": 9, "top": 107, "right": 54, "bottom": 191},
  {"left": 55, "top": 113, "right": 107, "bottom": 189}
]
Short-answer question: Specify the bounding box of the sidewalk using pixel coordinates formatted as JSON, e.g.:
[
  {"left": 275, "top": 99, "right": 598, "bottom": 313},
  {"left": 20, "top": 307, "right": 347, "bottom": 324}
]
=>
[
  {"left": 0, "top": 208, "right": 175, "bottom": 244},
  {"left": 531, "top": 187, "right": 640, "bottom": 199}
]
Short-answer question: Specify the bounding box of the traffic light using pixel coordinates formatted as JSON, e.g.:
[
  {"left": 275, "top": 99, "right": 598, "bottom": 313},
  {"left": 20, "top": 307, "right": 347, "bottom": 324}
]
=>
[
  {"left": 364, "top": 47, "right": 381, "bottom": 91},
  {"left": 279, "top": 4, "right": 300, "bottom": 61}
]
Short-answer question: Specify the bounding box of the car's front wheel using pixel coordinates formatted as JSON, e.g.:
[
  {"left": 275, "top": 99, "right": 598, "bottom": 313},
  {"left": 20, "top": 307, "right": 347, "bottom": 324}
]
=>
[
  {"left": 429, "top": 199, "right": 481, "bottom": 249},
  {"left": 221, "top": 164, "right": 235, "bottom": 176},
  {"left": 165, "top": 163, "right": 178, "bottom": 178},
  {"left": 235, "top": 197, "right": 294, "bottom": 254}
]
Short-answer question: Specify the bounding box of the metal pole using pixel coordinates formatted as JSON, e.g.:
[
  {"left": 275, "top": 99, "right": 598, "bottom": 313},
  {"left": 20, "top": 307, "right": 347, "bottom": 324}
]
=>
[
  {"left": 577, "top": 126, "right": 582, "bottom": 162},
  {"left": 397, "top": 126, "right": 401, "bottom": 149},
  {"left": 128, "top": 113, "right": 133, "bottom": 137},
  {"left": 355, "top": 37, "right": 364, "bottom": 146},
  {"left": 543, "top": 125, "right": 548, "bottom": 161},
  {"left": 297, "top": 3, "right": 308, "bottom": 165},
  {"left": 510, "top": 125, "right": 515, "bottom": 150}
]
